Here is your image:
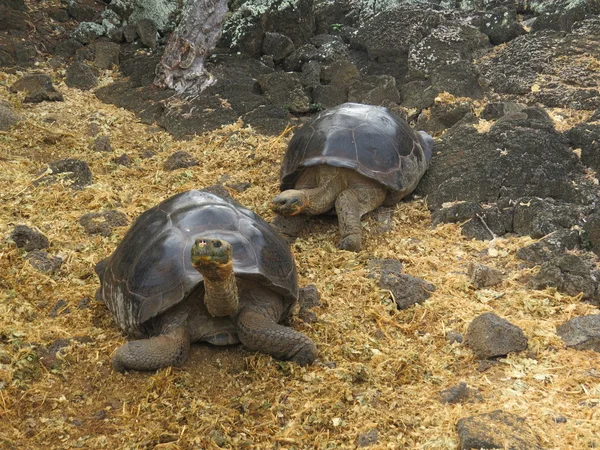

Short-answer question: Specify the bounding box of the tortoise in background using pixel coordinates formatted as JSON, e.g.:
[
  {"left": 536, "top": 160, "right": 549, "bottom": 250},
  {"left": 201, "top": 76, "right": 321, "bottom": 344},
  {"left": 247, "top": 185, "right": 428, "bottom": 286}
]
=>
[
  {"left": 95, "top": 190, "right": 317, "bottom": 372},
  {"left": 271, "top": 102, "right": 434, "bottom": 251}
]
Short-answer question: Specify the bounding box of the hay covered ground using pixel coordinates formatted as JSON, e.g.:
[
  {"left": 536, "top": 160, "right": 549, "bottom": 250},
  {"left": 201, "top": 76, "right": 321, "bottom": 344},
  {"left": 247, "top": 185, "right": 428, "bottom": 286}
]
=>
[{"left": 1, "top": 66, "right": 600, "bottom": 450}]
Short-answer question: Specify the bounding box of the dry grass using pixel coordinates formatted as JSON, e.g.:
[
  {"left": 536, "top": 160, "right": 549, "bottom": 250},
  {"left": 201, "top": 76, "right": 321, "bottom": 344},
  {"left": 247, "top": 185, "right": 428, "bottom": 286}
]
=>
[{"left": 1, "top": 65, "right": 600, "bottom": 450}]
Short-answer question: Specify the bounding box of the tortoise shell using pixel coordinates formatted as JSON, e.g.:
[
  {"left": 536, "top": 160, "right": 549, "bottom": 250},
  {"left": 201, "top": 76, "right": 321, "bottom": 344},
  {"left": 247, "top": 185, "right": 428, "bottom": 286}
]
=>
[
  {"left": 96, "top": 190, "right": 298, "bottom": 336},
  {"left": 280, "top": 102, "right": 432, "bottom": 192}
]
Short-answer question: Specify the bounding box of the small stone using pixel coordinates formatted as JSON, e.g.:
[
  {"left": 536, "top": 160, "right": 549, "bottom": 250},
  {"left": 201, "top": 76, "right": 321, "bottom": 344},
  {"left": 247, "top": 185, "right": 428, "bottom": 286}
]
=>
[
  {"left": 34, "top": 158, "right": 93, "bottom": 189},
  {"left": 357, "top": 428, "right": 378, "bottom": 447},
  {"left": 90, "top": 135, "right": 112, "bottom": 152},
  {"left": 0, "top": 102, "right": 20, "bottom": 130},
  {"left": 24, "top": 89, "right": 64, "bottom": 103},
  {"left": 94, "top": 41, "right": 120, "bottom": 69},
  {"left": 457, "top": 410, "right": 543, "bottom": 450},
  {"left": 366, "top": 258, "right": 403, "bottom": 278},
  {"left": 556, "top": 315, "right": 600, "bottom": 352},
  {"left": 445, "top": 330, "right": 463, "bottom": 344},
  {"left": 26, "top": 251, "right": 62, "bottom": 274},
  {"left": 226, "top": 181, "right": 251, "bottom": 193},
  {"left": 79, "top": 210, "right": 128, "bottom": 237},
  {"left": 10, "top": 73, "right": 54, "bottom": 94},
  {"left": 163, "top": 151, "right": 198, "bottom": 171},
  {"left": 53, "top": 38, "right": 83, "bottom": 58},
  {"left": 378, "top": 272, "right": 435, "bottom": 310},
  {"left": 10, "top": 225, "right": 49, "bottom": 251},
  {"left": 49, "top": 300, "right": 70, "bottom": 318},
  {"left": 298, "top": 284, "right": 320, "bottom": 309},
  {"left": 78, "top": 297, "right": 91, "bottom": 309},
  {"left": 138, "top": 149, "right": 155, "bottom": 159},
  {"left": 262, "top": 32, "right": 295, "bottom": 62},
  {"left": 468, "top": 263, "right": 504, "bottom": 289},
  {"left": 135, "top": 18, "right": 157, "bottom": 49},
  {"left": 439, "top": 382, "right": 481, "bottom": 404},
  {"left": 553, "top": 416, "right": 567, "bottom": 424},
  {"left": 201, "top": 184, "right": 232, "bottom": 200},
  {"left": 465, "top": 312, "right": 528, "bottom": 359},
  {"left": 298, "top": 307, "right": 318, "bottom": 324},
  {"left": 111, "top": 153, "right": 132, "bottom": 167},
  {"left": 65, "top": 61, "right": 98, "bottom": 90}
]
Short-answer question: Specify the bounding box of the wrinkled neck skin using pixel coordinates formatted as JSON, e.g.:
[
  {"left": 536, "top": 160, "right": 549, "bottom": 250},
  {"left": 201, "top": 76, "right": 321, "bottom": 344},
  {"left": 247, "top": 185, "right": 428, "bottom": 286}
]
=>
[{"left": 199, "top": 261, "right": 239, "bottom": 317}]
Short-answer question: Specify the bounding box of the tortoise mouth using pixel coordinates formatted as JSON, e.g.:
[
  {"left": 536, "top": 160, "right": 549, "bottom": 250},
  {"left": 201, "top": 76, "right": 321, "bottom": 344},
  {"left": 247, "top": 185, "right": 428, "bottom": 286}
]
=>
[
  {"left": 191, "top": 238, "right": 232, "bottom": 267},
  {"left": 271, "top": 194, "right": 306, "bottom": 216}
]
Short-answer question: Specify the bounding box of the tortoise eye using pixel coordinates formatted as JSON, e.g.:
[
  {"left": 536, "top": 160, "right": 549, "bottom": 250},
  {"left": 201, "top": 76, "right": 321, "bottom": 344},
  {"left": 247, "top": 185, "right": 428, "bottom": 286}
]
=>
[{"left": 213, "top": 241, "right": 222, "bottom": 248}]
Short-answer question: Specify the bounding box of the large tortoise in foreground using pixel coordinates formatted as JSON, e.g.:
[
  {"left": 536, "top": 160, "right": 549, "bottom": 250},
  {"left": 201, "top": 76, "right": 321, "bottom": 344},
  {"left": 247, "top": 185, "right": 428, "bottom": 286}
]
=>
[
  {"left": 95, "top": 190, "right": 317, "bottom": 372},
  {"left": 271, "top": 102, "right": 434, "bottom": 251}
]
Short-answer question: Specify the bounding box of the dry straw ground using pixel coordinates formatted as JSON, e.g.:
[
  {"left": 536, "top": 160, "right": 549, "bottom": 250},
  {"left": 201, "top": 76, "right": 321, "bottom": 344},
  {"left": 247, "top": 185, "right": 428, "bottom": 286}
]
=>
[{"left": 1, "top": 66, "right": 599, "bottom": 449}]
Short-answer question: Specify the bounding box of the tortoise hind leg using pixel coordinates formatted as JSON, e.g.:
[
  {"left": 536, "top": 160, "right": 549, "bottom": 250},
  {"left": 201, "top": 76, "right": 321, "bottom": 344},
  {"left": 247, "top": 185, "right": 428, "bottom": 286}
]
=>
[
  {"left": 236, "top": 302, "right": 317, "bottom": 366},
  {"left": 112, "top": 326, "right": 191, "bottom": 372},
  {"left": 335, "top": 182, "right": 387, "bottom": 252}
]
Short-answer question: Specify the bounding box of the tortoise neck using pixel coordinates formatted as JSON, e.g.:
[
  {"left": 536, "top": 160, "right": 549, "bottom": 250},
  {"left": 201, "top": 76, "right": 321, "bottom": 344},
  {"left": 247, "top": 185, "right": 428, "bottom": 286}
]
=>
[
  {"left": 304, "top": 166, "right": 345, "bottom": 215},
  {"left": 199, "top": 262, "right": 239, "bottom": 317}
]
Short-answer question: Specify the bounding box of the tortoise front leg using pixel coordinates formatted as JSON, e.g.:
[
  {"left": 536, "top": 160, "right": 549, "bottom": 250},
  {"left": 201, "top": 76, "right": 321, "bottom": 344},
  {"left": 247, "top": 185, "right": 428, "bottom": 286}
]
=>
[
  {"left": 270, "top": 214, "right": 308, "bottom": 243},
  {"left": 112, "top": 326, "right": 191, "bottom": 372},
  {"left": 335, "top": 185, "right": 386, "bottom": 252},
  {"left": 236, "top": 306, "right": 317, "bottom": 366}
]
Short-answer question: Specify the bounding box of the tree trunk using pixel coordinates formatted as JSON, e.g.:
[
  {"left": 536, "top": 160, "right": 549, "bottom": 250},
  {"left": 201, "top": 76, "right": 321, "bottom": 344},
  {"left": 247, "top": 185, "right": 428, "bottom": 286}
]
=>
[{"left": 154, "top": 0, "right": 228, "bottom": 97}]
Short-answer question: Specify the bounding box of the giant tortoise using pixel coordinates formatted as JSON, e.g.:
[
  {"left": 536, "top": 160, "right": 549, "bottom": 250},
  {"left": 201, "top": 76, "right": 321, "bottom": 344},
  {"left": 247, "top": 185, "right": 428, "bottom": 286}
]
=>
[
  {"left": 271, "top": 102, "right": 434, "bottom": 251},
  {"left": 95, "top": 190, "right": 317, "bottom": 372}
]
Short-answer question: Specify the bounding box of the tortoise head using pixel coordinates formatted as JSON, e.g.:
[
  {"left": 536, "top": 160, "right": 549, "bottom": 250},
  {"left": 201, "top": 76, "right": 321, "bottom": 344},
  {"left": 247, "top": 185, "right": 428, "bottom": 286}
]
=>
[
  {"left": 271, "top": 190, "right": 308, "bottom": 216},
  {"left": 191, "top": 238, "right": 233, "bottom": 272}
]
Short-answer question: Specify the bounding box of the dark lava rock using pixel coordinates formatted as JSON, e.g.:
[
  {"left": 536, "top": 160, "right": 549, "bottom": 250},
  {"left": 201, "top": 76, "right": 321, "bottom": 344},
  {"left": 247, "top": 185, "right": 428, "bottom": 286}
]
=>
[
  {"left": 348, "top": 74, "right": 400, "bottom": 105},
  {"left": 478, "top": 32, "right": 560, "bottom": 95},
  {"left": 111, "top": 153, "right": 132, "bottom": 167},
  {"left": 583, "top": 211, "right": 600, "bottom": 255},
  {"left": 408, "top": 24, "right": 490, "bottom": 79},
  {"left": 94, "top": 41, "right": 120, "bottom": 69},
  {"left": 11, "top": 73, "right": 54, "bottom": 94},
  {"left": 566, "top": 121, "right": 600, "bottom": 176},
  {"left": 481, "top": 101, "right": 525, "bottom": 120},
  {"left": 356, "top": 428, "right": 378, "bottom": 447},
  {"left": 377, "top": 272, "right": 435, "bottom": 310},
  {"left": 135, "top": 18, "right": 157, "bottom": 49},
  {"left": 312, "top": 85, "right": 347, "bottom": 109},
  {"left": 513, "top": 197, "right": 588, "bottom": 239},
  {"left": 39, "top": 338, "right": 71, "bottom": 370},
  {"left": 24, "top": 89, "right": 64, "bottom": 103},
  {"left": 10, "top": 225, "right": 49, "bottom": 252},
  {"left": 456, "top": 410, "right": 543, "bottom": 450},
  {"left": 0, "top": 6, "right": 28, "bottom": 31},
  {"left": 79, "top": 210, "right": 128, "bottom": 237},
  {"left": 417, "top": 100, "right": 472, "bottom": 134},
  {"left": 201, "top": 184, "right": 232, "bottom": 200},
  {"left": 530, "top": 0, "right": 591, "bottom": 32},
  {"left": 90, "top": 135, "right": 112, "bottom": 152},
  {"left": 416, "top": 107, "right": 594, "bottom": 211},
  {"left": 26, "top": 251, "right": 62, "bottom": 274},
  {"left": 400, "top": 80, "right": 436, "bottom": 111},
  {"left": 352, "top": 6, "right": 441, "bottom": 64},
  {"left": 53, "top": 39, "right": 84, "bottom": 58},
  {"left": 531, "top": 254, "right": 598, "bottom": 301},
  {"left": 299, "top": 60, "right": 321, "bottom": 89},
  {"left": 262, "top": 31, "right": 295, "bottom": 62},
  {"left": 163, "top": 151, "right": 198, "bottom": 171},
  {"left": 298, "top": 284, "right": 320, "bottom": 309},
  {"left": 464, "top": 312, "right": 528, "bottom": 359},
  {"left": 431, "top": 59, "right": 485, "bottom": 100},
  {"left": 468, "top": 263, "right": 503, "bottom": 289},
  {"left": 431, "top": 201, "right": 512, "bottom": 240},
  {"left": 516, "top": 229, "right": 581, "bottom": 265},
  {"left": 326, "top": 59, "right": 360, "bottom": 88},
  {"left": 557, "top": 315, "right": 600, "bottom": 352},
  {"left": 65, "top": 61, "right": 99, "bottom": 90},
  {"left": 48, "top": 299, "right": 70, "bottom": 318},
  {"left": 72, "top": 22, "right": 106, "bottom": 45},
  {"left": 366, "top": 258, "right": 403, "bottom": 278},
  {"left": 439, "top": 382, "right": 481, "bottom": 404},
  {"left": 67, "top": 1, "right": 97, "bottom": 22},
  {"left": 257, "top": 71, "right": 310, "bottom": 113},
  {"left": 221, "top": 0, "right": 315, "bottom": 57},
  {"left": 478, "top": 7, "right": 525, "bottom": 45},
  {"left": 0, "top": 102, "right": 20, "bottom": 131},
  {"left": 34, "top": 158, "right": 93, "bottom": 189}
]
